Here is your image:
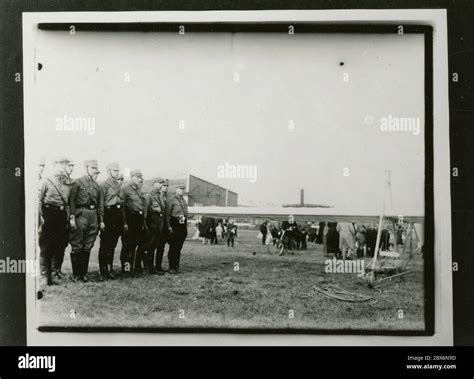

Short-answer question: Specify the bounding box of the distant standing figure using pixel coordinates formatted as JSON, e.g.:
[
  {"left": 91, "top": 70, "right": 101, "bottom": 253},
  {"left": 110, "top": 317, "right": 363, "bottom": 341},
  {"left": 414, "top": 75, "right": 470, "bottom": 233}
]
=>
[
  {"left": 68, "top": 159, "right": 102, "bottom": 282},
  {"left": 337, "top": 222, "right": 356, "bottom": 259},
  {"left": 322, "top": 222, "right": 329, "bottom": 256},
  {"left": 121, "top": 169, "right": 146, "bottom": 275},
  {"left": 226, "top": 220, "right": 238, "bottom": 248},
  {"left": 97, "top": 162, "right": 125, "bottom": 281},
  {"left": 154, "top": 179, "right": 169, "bottom": 273},
  {"left": 308, "top": 223, "right": 317, "bottom": 243},
  {"left": 365, "top": 225, "right": 377, "bottom": 257},
  {"left": 317, "top": 222, "right": 326, "bottom": 244},
  {"left": 215, "top": 222, "right": 223, "bottom": 242},
  {"left": 303, "top": 222, "right": 311, "bottom": 250},
  {"left": 209, "top": 218, "right": 218, "bottom": 245},
  {"left": 380, "top": 229, "right": 391, "bottom": 251},
  {"left": 192, "top": 219, "right": 201, "bottom": 240},
  {"left": 143, "top": 177, "right": 166, "bottom": 275},
  {"left": 38, "top": 156, "right": 70, "bottom": 286},
  {"left": 355, "top": 224, "right": 367, "bottom": 258},
  {"left": 165, "top": 183, "right": 188, "bottom": 274},
  {"left": 395, "top": 224, "right": 404, "bottom": 252},
  {"left": 265, "top": 222, "right": 273, "bottom": 245},
  {"left": 326, "top": 222, "right": 339, "bottom": 258},
  {"left": 281, "top": 215, "right": 298, "bottom": 251},
  {"left": 52, "top": 157, "right": 75, "bottom": 279},
  {"left": 260, "top": 221, "right": 268, "bottom": 245}
]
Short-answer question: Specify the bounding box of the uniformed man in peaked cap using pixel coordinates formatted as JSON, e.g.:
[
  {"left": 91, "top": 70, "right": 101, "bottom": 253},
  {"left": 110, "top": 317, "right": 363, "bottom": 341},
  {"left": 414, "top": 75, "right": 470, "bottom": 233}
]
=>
[
  {"left": 143, "top": 177, "right": 166, "bottom": 275},
  {"left": 121, "top": 169, "right": 146, "bottom": 275},
  {"left": 98, "top": 162, "right": 126, "bottom": 281},
  {"left": 51, "top": 157, "right": 76, "bottom": 280},
  {"left": 154, "top": 179, "right": 169, "bottom": 273},
  {"left": 69, "top": 159, "right": 103, "bottom": 282},
  {"left": 164, "top": 183, "right": 188, "bottom": 274},
  {"left": 38, "top": 156, "right": 70, "bottom": 286}
]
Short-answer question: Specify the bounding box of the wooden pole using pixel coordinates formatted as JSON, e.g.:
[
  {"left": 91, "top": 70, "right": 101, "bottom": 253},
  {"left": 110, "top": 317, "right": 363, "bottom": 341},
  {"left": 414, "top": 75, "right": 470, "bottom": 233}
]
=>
[
  {"left": 371, "top": 214, "right": 384, "bottom": 270},
  {"left": 409, "top": 223, "right": 413, "bottom": 255},
  {"left": 372, "top": 170, "right": 390, "bottom": 270},
  {"left": 413, "top": 223, "right": 420, "bottom": 246}
]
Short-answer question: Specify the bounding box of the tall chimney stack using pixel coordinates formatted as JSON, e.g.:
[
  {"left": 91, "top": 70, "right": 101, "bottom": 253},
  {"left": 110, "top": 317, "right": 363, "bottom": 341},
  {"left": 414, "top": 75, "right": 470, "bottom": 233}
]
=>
[{"left": 300, "top": 189, "right": 304, "bottom": 206}]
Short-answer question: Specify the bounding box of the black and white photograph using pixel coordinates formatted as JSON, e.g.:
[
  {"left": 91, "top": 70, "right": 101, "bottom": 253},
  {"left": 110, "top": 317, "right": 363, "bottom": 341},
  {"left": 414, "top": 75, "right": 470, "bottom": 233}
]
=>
[{"left": 20, "top": 10, "right": 451, "bottom": 343}]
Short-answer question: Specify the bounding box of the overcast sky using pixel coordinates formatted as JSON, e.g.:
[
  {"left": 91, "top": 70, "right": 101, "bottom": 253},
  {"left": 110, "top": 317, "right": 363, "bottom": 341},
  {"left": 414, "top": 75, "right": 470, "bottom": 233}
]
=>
[{"left": 27, "top": 31, "right": 425, "bottom": 214}]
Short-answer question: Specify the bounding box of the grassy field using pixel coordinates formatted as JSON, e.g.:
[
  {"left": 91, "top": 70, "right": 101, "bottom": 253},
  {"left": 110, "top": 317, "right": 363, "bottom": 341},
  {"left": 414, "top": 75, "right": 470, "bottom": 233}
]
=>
[{"left": 38, "top": 228, "right": 425, "bottom": 331}]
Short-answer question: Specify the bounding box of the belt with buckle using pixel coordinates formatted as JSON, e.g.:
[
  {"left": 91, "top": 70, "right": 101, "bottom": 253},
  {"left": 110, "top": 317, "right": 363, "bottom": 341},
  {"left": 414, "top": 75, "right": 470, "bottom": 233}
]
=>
[
  {"left": 106, "top": 204, "right": 122, "bottom": 210},
  {"left": 127, "top": 210, "right": 143, "bottom": 215},
  {"left": 44, "top": 204, "right": 65, "bottom": 211},
  {"left": 78, "top": 205, "right": 96, "bottom": 210}
]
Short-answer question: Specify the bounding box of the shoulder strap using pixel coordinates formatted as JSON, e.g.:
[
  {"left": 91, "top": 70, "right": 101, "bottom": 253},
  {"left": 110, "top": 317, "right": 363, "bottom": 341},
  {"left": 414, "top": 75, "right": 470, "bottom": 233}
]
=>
[
  {"left": 46, "top": 178, "right": 67, "bottom": 205},
  {"left": 76, "top": 177, "right": 86, "bottom": 189},
  {"left": 130, "top": 185, "right": 145, "bottom": 200},
  {"left": 105, "top": 179, "right": 122, "bottom": 199}
]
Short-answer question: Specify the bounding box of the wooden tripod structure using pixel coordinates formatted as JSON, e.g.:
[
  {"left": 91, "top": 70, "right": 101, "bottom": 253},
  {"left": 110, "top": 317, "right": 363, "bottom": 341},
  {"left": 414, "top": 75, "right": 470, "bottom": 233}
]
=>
[{"left": 366, "top": 170, "right": 422, "bottom": 288}]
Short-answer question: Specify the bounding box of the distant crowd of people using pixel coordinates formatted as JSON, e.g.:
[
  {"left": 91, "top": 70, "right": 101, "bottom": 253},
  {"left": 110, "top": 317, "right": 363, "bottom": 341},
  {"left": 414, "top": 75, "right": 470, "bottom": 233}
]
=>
[
  {"left": 258, "top": 216, "right": 400, "bottom": 259},
  {"left": 192, "top": 217, "right": 238, "bottom": 248},
  {"left": 259, "top": 215, "right": 308, "bottom": 253}
]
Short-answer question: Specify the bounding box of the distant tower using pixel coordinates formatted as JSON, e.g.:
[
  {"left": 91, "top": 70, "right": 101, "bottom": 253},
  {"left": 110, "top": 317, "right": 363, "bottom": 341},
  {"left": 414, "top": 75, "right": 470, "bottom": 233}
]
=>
[{"left": 300, "top": 189, "right": 304, "bottom": 206}]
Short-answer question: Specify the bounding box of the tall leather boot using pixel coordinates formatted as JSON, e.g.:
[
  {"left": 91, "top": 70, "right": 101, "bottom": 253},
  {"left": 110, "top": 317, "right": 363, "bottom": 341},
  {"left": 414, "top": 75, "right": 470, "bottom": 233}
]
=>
[
  {"left": 39, "top": 255, "right": 53, "bottom": 287},
  {"left": 98, "top": 248, "right": 108, "bottom": 281},
  {"left": 70, "top": 252, "right": 80, "bottom": 282},
  {"left": 108, "top": 248, "right": 117, "bottom": 278},
  {"left": 82, "top": 250, "right": 91, "bottom": 282},
  {"left": 51, "top": 251, "right": 62, "bottom": 280},
  {"left": 107, "top": 247, "right": 117, "bottom": 279}
]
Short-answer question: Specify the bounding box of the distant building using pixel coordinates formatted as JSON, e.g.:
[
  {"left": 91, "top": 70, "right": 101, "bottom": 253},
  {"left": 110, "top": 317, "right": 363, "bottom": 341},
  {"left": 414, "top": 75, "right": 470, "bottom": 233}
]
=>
[{"left": 143, "top": 174, "right": 238, "bottom": 207}]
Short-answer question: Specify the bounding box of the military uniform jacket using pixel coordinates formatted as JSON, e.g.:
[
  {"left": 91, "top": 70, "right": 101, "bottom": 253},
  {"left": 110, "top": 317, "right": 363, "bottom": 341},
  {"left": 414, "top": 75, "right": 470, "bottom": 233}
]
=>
[
  {"left": 122, "top": 183, "right": 146, "bottom": 214},
  {"left": 144, "top": 191, "right": 165, "bottom": 218},
  {"left": 99, "top": 177, "right": 125, "bottom": 223},
  {"left": 65, "top": 175, "right": 75, "bottom": 187},
  {"left": 69, "top": 175, "right": 103, "bottom": 221},
  {"left": 165, "top": 194, "right": 188, "bottom": 229},
  {"left": 38, "top": 173, "right": 70, "bottom": 210},
  {"left": 99, "top": 177, "right": 124, "bottom": 207}
]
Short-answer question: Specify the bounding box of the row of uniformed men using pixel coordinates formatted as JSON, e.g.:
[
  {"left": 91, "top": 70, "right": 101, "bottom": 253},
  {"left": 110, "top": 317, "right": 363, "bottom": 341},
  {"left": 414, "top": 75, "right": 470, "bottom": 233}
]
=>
[{"left": 38, "top": 157, "right": 189, "bottom": 286}]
